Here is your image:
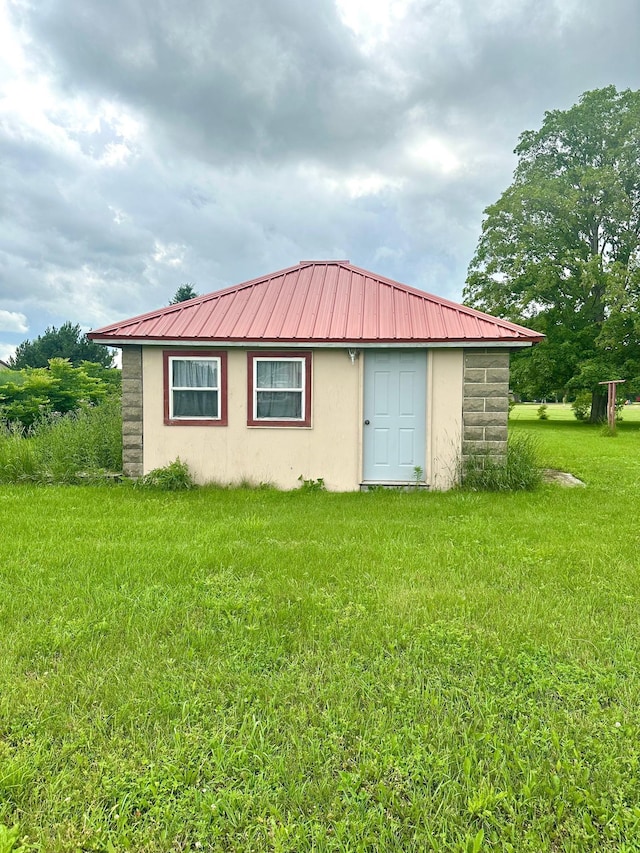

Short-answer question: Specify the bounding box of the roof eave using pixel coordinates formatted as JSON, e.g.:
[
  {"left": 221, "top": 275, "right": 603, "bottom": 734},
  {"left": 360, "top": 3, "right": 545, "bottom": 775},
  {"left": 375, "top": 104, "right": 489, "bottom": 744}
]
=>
[{"left": 88, "top": 335, "right": 543, "bottom": 348}]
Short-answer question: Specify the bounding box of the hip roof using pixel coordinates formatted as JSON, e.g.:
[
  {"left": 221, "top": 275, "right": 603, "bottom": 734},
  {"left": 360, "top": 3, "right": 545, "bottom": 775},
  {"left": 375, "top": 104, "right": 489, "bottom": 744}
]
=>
[{"left": 88, "top": 260, "right": 544, "bottom": 345}]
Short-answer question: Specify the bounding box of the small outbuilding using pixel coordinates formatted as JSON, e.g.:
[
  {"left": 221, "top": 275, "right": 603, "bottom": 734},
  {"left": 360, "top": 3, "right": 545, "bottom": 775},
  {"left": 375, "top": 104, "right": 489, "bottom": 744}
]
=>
[{"left": 89, "top": 261, "right": 543, "bottom": 490}]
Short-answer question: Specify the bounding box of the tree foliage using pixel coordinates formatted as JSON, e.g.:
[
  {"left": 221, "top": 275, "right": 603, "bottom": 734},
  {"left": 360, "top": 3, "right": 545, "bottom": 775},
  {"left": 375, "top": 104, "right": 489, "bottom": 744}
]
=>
[
  {"left": 464, "top": 86, "right": 640, "bottom": 419},
  {"left": 10, "top": 322, "right": 114, "bottom": 369},
  {"left": 0, "top": 359, "right": 115, "bottom": 428},
  {"left": 170, "top": 283, "right": 200, "bottom": 304}
]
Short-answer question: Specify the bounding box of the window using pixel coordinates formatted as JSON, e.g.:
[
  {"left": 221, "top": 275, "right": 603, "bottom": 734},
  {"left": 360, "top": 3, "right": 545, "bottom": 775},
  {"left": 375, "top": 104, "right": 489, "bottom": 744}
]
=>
[
  {"left": 163, "top": 351, "right": 227, "bottom": 425},
  {"left": 247, "top": 352, "right": 311, "bottom": 427}
]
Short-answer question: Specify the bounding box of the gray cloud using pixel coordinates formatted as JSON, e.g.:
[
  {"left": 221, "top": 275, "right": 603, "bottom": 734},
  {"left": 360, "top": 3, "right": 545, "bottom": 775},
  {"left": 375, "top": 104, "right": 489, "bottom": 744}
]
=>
[{"left": 19, "top": 0, "right": 389, "bottom": 167}]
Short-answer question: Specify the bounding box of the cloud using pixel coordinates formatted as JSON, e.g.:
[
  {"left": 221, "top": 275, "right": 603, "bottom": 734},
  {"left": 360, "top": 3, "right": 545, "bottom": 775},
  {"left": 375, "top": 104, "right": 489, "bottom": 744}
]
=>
[
  {"left": 0, "top": 343, "right": 17, "bottom": 364},
  {"left": 0, "top": 310, "right": 28, "bottom": 333}
]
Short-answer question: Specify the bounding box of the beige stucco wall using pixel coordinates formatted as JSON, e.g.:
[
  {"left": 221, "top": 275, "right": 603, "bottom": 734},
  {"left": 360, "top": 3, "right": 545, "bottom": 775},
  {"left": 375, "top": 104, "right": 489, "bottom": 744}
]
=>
[
  {"left": 427, "top": 348, "right": 464, "bottom": 490},
  {"left": 143, "top": 347, "right": 362, "bottom": 490},
  {"left": 141, "top": 346, "right": 465, "bottom": 491}
]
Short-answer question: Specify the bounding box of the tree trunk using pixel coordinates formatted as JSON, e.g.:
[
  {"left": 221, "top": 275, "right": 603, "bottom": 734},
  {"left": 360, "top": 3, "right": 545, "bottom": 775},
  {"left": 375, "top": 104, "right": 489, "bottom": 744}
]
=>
[{"left": 589, "top": 390, "right": 607, "bottom": 423}]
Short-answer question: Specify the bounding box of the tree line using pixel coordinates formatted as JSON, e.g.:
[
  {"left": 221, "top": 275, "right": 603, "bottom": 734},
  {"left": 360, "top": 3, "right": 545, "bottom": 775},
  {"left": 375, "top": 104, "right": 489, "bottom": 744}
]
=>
[
  {"left": 0, "top": 323, "right": 119, "bottom": 428},
  {"left": 1, "top": 286, "right": 198, "bottom": 428}
]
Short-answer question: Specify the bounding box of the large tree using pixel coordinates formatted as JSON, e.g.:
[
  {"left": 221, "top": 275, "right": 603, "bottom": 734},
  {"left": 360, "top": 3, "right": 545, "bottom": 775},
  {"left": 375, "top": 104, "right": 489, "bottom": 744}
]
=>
[
  {"left": 464, "top": 86, "right": 640, "bottom": 419},
  {"left": 10, "top": 322, "right": 114, "bottom": 369}
]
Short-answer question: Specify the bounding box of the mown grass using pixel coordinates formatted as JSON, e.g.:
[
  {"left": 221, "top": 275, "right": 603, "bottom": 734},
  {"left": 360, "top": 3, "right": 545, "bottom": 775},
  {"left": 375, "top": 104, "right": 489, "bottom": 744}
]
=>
[
  {"left": 511, "top": 401, "right": 640, "bottom": 424},
  {"left": 2, "top": 415, "right": 640, "bottom": 851}
]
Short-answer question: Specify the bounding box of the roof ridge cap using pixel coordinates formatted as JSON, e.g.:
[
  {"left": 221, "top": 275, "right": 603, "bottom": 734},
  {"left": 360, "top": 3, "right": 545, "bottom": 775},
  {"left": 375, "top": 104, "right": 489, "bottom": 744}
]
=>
[{"left": 298, "top": 259, "right": 350, "bottom": 264}]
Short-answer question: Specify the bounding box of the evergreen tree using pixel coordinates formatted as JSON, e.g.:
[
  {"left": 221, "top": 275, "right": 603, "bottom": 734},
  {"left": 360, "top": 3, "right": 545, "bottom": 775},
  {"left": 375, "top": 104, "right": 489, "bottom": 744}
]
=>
[{"left": 170, "top": 284, "right": 200, "bottom": 304}]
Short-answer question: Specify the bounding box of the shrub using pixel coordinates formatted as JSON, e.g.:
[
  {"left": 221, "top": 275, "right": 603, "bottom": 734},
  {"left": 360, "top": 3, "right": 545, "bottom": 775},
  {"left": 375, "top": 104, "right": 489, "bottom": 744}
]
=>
[
  {"left": 0, "top": 359, "right": 109, "bottom": 428},
  {"left": 136, "top": 458, "right": 194, "bottom": 491},
  {"left": 460, "top": 433, "right": 542, "bottom": 492},
  {"left": 571, "top": 392, "right": 592, "bottom": 421},
  {"left": 537, "top": 404, "right": 548, "bottom": 420}
]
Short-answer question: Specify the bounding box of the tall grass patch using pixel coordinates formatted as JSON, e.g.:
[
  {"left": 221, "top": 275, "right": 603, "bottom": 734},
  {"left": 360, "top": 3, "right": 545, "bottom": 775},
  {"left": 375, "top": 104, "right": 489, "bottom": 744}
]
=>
[
  {"left": 460, "top": 432, "right": 542, "bottom": 491},
  {"left": 0, "top": 398, "right": 121, "bottom": 483},
  {"left": 0, "top": 423, "right": 39, "bottom": 482}
]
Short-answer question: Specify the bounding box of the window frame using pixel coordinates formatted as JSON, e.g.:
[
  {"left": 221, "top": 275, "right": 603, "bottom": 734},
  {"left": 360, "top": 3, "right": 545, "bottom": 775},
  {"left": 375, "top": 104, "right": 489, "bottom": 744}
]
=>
[
  {"left": 163, "top": 350, "right": 228, "bottom": 426},
  {"left": 247, "top": 351, "right": 312, "bottom": 427}
]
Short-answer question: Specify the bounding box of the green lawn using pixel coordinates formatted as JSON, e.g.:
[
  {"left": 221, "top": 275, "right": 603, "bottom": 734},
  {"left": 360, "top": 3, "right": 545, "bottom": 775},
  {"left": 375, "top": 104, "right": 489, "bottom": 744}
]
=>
[
  {"left": 511, "top": 401, "right": 640, "bottom": 424},
  {"left": 2, "top": 418, "right": 640, "bottom": 851}
]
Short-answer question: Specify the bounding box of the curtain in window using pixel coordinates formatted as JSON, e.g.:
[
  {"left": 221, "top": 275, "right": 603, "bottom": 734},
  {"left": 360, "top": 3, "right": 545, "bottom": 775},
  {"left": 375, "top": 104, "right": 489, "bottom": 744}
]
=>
[
  {"left": 256, "top": 391, "right": 302, "bottom": 419},
  {"left": 173, "top": 390, "right": 218, "bottom": 417},
  {"left": 173, "top": 360, "right": 217, "bottom": 388},
  {"left": 172, "top": 359, "right": 218, "bottom": 418},
  {"left": 256, "top": 360, "right": 302, "bottom": 389},
  {"left": 255, "top": 360, "right": 303, "bottom": 419}
]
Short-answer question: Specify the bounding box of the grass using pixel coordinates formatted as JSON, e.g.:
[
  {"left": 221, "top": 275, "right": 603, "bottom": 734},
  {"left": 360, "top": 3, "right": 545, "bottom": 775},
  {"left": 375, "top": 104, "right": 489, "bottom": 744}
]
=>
[
  {"left": 460, "top": 432, "right": 542, "bottom": 491},
  {"left": 2, "top": 416, "right": 640, "bottom": 850},
  {"left": 0, "top": 399, "right": 121, "bottom": 483},
  {"left": 511, "top": 401, "right": 640, "bottom": 424}
]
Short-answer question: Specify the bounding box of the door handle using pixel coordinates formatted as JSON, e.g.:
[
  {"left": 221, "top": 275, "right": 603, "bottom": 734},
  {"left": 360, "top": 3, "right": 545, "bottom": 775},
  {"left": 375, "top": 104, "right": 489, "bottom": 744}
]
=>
[{"left": 364, "top": 419, "right": 370, "bottom": 425}]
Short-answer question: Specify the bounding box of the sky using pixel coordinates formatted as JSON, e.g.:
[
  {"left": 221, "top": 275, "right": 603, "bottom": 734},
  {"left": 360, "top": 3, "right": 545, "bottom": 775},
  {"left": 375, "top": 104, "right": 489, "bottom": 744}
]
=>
[{"left": 1, "top": 0, "right": 639, "bottom": 362}]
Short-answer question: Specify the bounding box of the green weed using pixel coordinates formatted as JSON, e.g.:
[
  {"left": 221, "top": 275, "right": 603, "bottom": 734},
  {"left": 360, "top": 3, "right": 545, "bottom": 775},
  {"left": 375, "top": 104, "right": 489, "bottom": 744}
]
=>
[
  {"left": 460, "top": 432, "right": 542, "bottom": 491},
  {"left": 0, "top": 825, "right": 27, "bottom": 853},
  {"left": 136, "top": 457, "right": 194, "bottom": 490},
  {"left": 0, "top": 423, "right": 39, "bottom": 482},
  {"left": 297, "top": 475, "right": 326, "bottom": 491}
]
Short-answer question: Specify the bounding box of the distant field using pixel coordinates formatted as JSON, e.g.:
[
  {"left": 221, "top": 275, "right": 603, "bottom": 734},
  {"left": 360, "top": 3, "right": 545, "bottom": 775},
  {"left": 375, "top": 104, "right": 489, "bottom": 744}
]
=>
[
  {"left": 511, "top": 401, "right": 640, "bottom": 423},
  {"left": 2, "top": 417, "right": 640, "bottom": 851}
]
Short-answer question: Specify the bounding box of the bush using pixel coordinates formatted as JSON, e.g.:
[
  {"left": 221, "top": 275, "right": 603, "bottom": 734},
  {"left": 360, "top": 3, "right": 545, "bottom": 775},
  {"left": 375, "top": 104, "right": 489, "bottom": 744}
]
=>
[
  {"left": 136, "top": 458, "right": 194, "bottom": 491},
  {"left": 571, "top": 392, "right": 591, "bottom": 421},
  {"left": 0, "top": 359, "right": 109, "bottom": 428},
  {"left": 537, "top": 404, "right": 548, "bottom": 420},
  {"left": 460, "top": 433, "right": 542, "bottom": 492}
]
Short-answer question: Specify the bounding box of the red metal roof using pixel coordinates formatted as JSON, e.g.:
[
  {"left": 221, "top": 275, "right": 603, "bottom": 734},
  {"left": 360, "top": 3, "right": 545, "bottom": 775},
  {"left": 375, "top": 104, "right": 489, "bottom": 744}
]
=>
[{"left": 89, "top": 261, "right": 544, "bottom": 345}]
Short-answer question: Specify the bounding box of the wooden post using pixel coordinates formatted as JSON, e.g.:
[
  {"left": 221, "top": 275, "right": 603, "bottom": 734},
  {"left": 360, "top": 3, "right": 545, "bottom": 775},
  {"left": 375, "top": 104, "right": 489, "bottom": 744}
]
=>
[{"left": 598, "top": 380, "right": 625, "bottom": 432}]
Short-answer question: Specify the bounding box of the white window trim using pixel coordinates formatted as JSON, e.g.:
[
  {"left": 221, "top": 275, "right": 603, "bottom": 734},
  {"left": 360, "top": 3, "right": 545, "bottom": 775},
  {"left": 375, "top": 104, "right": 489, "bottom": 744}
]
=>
[
  {"left": 168, "top": 355, "right": 221, "bottom": 421},
  {"left": 252, "top": 356, "right": 306, "bottom": 422}
]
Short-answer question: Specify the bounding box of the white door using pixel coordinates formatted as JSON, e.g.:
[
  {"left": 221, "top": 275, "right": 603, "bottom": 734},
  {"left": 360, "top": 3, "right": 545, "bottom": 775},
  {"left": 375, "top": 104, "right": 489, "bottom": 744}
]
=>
[{"left": 363, "top": 350, "right": 427, "bottom": 482}]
